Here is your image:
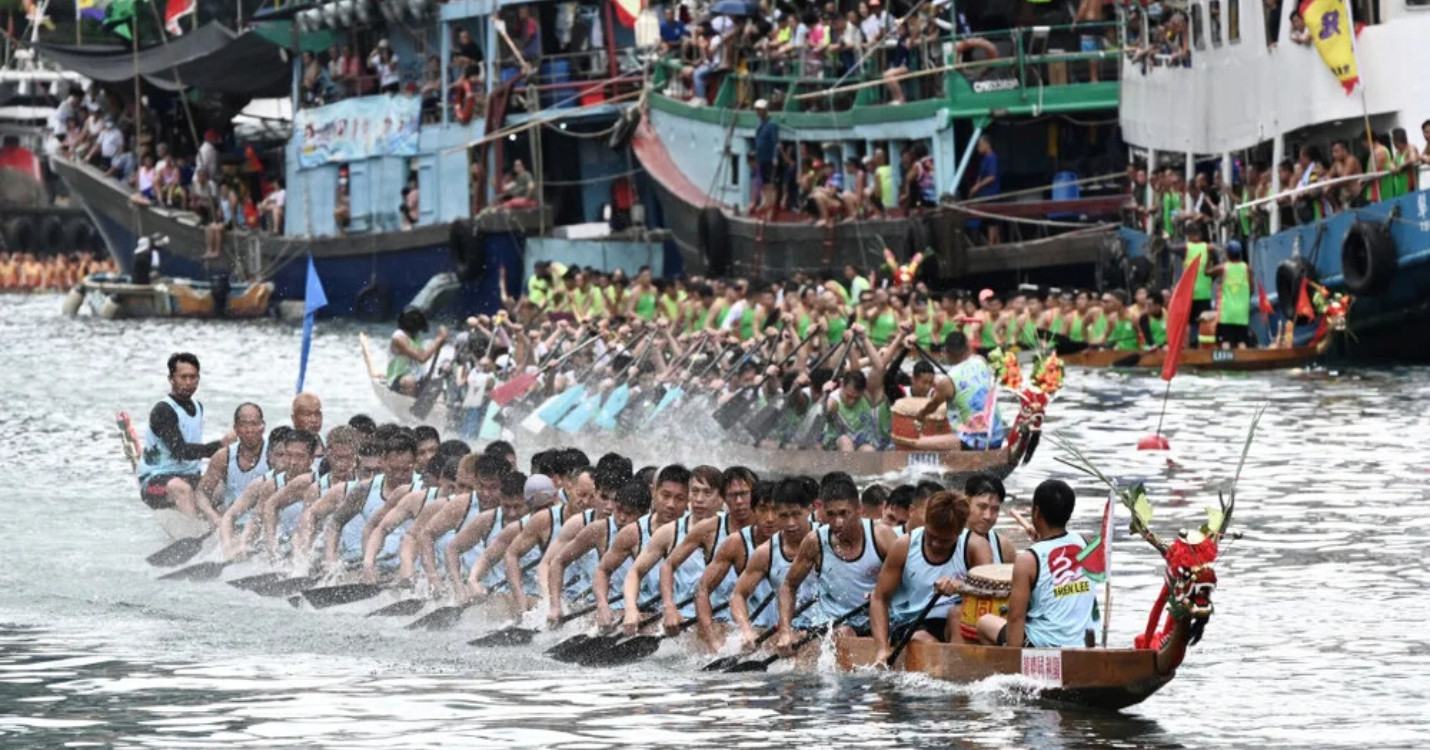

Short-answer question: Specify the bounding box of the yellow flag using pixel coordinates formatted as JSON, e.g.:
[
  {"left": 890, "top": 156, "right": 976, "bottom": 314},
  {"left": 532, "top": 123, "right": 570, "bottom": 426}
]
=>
[{"left": 1298, "top": 0, "right": 1360, "bottom": 94}]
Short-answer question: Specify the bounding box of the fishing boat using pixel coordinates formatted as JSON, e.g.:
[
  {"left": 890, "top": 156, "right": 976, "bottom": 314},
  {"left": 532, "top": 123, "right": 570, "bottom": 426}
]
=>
[
  {"left": 355, "top": 333, "right": 1047, "bottom": 483},
  {"left": 1117, "top": 0, "right": 1430, "bottom": 361},
  {"left": 1058, "top": 336, "right": 1333, "bottom": 371},
  {"left": 635, "top": 10, "right": 1130, "bottom": 287},
  {"left": 42, "top": 4, "right": 668, "bottom": 319},
  {"left": 62, "top": 271, "right": 274, "bottom": 319}
]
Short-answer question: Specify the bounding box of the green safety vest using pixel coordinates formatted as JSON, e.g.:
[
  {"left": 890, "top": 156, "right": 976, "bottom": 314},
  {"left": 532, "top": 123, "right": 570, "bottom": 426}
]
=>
[
  {"left": 1185, "top": 242, "right": 1213, "bottom": 301},
  {"left": 1393, "top": 149, "right": 1412, "bottom": 197},
  {"left": 1218, "top": 261, "right": 1251, "bottom": 326},
  {"left": 876, "top": 165, "right": 896, "bottom": 208},
  {"left": 1145, "top": 313, "right": 1167, "bottom": 347}
]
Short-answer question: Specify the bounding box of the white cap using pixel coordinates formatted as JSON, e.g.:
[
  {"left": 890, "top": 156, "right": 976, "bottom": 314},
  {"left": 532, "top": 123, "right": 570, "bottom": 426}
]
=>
[
  {"left": 524, "top": 474, "right": 557, "bottom": 502},
  {"left": 753, "top": 99, "right": 769, "bottom": 110}
]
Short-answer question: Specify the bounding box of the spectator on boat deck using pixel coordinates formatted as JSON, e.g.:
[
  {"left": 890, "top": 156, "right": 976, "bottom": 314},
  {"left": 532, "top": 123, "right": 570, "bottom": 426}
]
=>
[
  {"left": 881, "top": 21, "right": 913, "bottom": 104},
  {"left": 85, "top": 117, "right": 124, "bottom": 171},
  {"left": 135, "top": 153, "right": 157, "bottom": 201},
  {"left": 811, "top": 160, "right": 845, "bottom": 227},
  {"left": 516, "top": 6, "right": 541, "bottom": 63},
  {"left": 259, "top": 178, "right": 286, "bottom": 233},
  {"left": 105, "top": 140, "right": 135, "bottom": 183},
  {"left": 219, "top": 183, "right": 245, "bottom": 232},
  {"left": 1391, "top": 128, "right": 1419, "bottom": 196},
  {"left": 499, "top": 159, "right": 537, "bottom": 208},
  {"left": 189, "top": 168, "right": 218, "bottom": 224},
  {"left": 49, "top": 89, "right": 80, "bottom": 140},
  {"left": 688, "top": 22, "right": 724, "bottom": 103},
  {"left": 842, "top": 155, "right": 868, "bottom": 218},
  {"left": 828, "top": 14, "right": 861, "bottom": 78},
  {"left": 420, "top": 55, "right": 443, "bottom": 121},
  {"left": 196, "top": 129, "right": 221, "bottom": 184},
  {"left": 1327, "top": 139, "right": 1364, "bottom": 210},
  {"left": 753, "top": 99, "right": 779, "bottom": 217},
  {"left": 453, "top": 28, "right": 484, "bottom": 72},
  {"left": 335, "top": 44, "right": 360, "bottom": 96},
  {"left": 860, "top": 0, "right": 891, "bottom": 46},
  {"left": 302, "top": 51, "right": 324, "bottom": 104},
  {"left": 660, "top": 6, "right": 688, "bottom": 53},
  {"left": 157, "top": 155, "right": 185, "bottom": 208},
  {"left": 1288, "top": 11, "right": 1311, "bottom": 45},
  {"left": 370, "top": 40, "right": 402, "bottom": 95},
  {"left": 400, "top": 175, "right": 420, "bottom": 230},
  {"left": 867, "top": 148, "right": 894, "bottom": 216}
]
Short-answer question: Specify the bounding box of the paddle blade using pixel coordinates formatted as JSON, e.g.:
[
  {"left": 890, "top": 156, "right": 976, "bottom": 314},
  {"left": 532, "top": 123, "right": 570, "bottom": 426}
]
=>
[
  {"left": 302, "top": 583, "right": 383, "bottom": 610},
  {"left": 406, "top": 604, "right": 466, "bottom": 631},
  {"left": 490, "top": 372, "right": 539, "bottom": 406},
  {"left": 228, "top": 572, "right": 289, "bottom": 592},
  {"left": 646, "top": 386, "right": 683, "bottom": 424},
  {"left": 552, "top": 634, "right": 618, "bottom": 663},
  {"left": 700, "top": 655, "right": 742, "bottom": 672},
  {"left": 592, "top": 385, "right": 630, "bottom": 431},
  {"left": 478, "top": 401, "right": 503, "bottom": 440},
  {"left": 742, "top": 399, "right": 784, "bottom": 443},
  {"left": 158, "top": 560, "right": 228, "bottom": 582},
  {"left": 146, "top": 531, "right": 212, "bottom": 568},
  {"left": 543, "top": 633, "right": 591, "bottom": 659},
  {"left": 368, "top": 598, "right": 427, "bottom": 617},
  {"left": 537, "top": 385, "right": 584, "bottom": 422},
  {"left": 251, "top": 575, "right": 319, "bottom": 598},
  {"left": 578, "top": 636, "right": 661, "bottom": 667},
  {"left": 712, "top": 391, "right": 753, "bottom": 430},
  {"left": 468, "top": 627, "right": 539, "bottom": 648},
  {"left": 791, "top": 410, "right": 826, "bottom": 448},
  {"left": 724, "top": 657, "right": 774, "bottom": 673}
]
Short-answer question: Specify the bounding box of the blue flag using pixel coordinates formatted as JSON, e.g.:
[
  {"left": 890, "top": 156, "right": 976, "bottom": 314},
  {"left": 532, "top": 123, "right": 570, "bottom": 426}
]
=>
[{"left": 296, "top": 255, "right": 328, "bottom": 393}]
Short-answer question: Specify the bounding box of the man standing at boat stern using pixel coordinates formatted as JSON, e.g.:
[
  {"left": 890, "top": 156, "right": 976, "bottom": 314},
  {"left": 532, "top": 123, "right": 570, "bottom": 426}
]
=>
[
  {"left": 754, "top": 100, "right": 779, "bottom": 218},
  {"left": 1210, "top": 241, "right": 1253, "bottom": 349},
  {"left": 137, "top": 353, "right": 234, "bottom": 519},
  {"left": 977, "top": 480, "right": 1098, "bottom": 649},
  {"left": 1182, "top": 224, "right": 1215, "bottom": 348}
]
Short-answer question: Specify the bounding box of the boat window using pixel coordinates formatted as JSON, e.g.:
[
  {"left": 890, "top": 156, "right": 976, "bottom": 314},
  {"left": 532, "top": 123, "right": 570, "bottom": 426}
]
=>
[
  {"left": 1192, "top": 4, "right": 1206, "bottom": 50},
  {"left": 1229, "top": 0, "right": 1240, "bottom": 42},
  {"left": 1210, "top": 0, "right": 1223, "bottom": 46},
  {"left": 730, "top": 153, "right": 740, "bottom": 187}
]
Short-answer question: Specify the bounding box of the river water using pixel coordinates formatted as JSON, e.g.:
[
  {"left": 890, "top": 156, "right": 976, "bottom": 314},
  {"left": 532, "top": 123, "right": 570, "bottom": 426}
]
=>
[{"left": 1, "top": 294, "right": 1426, "bottom": 749}]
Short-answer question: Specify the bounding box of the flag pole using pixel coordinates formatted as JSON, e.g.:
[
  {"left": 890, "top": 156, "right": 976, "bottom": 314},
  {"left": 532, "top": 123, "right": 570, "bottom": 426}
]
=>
[
  {"left": 1344, "top": 0, "right": 1375, "bottom": 165},
  {"left": 1100, "top": 492, "right": 1114, "bottom": 648},
  {"left": 1153, "top": 378, "right": 1172, "bottom": 439}
]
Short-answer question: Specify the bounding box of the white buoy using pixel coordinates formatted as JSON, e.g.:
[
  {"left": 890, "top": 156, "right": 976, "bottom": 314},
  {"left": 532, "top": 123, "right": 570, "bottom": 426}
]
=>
[
  {"left": 99, "top": 295, "right": 122, "bottom": 320},
  {"left": 60, "top": 287, "right": 83, "bottom": 317}
]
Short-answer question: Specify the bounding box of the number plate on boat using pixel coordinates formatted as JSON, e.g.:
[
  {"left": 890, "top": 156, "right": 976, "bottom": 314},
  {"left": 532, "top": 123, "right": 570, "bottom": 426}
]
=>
[
  {"left": 1211, "top": 350, "right": 1235, "bottom": 363},
  {"left": 1020, "top": 650, "right": 1063, "bottom": 686},
  {"left": 906, "top": 452, "right": 941, "bottom": 470}
]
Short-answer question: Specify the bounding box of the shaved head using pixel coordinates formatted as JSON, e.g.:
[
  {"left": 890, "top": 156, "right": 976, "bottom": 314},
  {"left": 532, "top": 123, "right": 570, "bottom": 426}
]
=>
[{"left": 292, "top": 392, "right": 323, "bottom": 432}]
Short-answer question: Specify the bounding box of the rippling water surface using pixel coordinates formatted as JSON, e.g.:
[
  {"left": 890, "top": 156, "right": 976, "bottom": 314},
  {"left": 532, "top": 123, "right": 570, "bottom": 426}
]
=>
[{"left": 1, "top": 295, "right": 1426, "bottom": 749}]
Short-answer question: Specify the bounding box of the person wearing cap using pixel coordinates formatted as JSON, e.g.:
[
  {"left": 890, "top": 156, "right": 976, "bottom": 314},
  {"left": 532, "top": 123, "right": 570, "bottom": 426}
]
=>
[
  {"left": 1209, "top": 240, "right": 1254, "bottom": 349},
  {"left": 465, "top": 473, "right": 563, "bottom": 602},
  {"left": 369, "top": 39, "right": 401, "bottom": 95},
  {"left": 753, "top": 99, "right": 779, "bottom": 217}
]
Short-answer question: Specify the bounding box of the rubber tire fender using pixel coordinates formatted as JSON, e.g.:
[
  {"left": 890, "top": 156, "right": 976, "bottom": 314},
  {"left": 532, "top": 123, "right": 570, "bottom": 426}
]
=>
[
  {"left": 697, "top": 206, "right": 731, "bottom": 278},
  {"left": 5, "top": 216, "right": 36, "bottom": 252},
  {"left": 64, "top": 219, "right": 95, "bottom": 252},
  {"left": 1340, "top": 220, "right": 1396, "bottom": 295},
  {"left": 353, "top": 279, "right": 391, "bottom": 322},
  {"left": 36, "top": 215, "right": 64, "bottom": 251},
  {"left": 448, "top": 219, "right": 487, "bottom": 282},
  {"left": 1274, "top": 256, "right": 1318, "bottom": 320}
]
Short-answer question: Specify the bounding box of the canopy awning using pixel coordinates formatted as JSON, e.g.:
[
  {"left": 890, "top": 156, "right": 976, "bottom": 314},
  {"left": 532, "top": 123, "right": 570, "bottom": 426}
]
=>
[{"left": 32, "top": 23, "right": 291, "bottom": 98}]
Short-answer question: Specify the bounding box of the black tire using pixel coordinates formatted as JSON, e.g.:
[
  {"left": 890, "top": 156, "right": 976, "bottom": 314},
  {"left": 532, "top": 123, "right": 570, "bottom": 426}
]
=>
[
  {"left": 353, "top": 281, "right": 390, "bottom": 322},
  {"left": 4, "top": 216, "right": 36, "bottom": 252},
  {"left": 1341, "top": 220, "right": 1396, "bottom": 295},
  {"left": 64, "top": 219, "right": 94, "bottom": 252},
  {"left": 608, "top": 108, "right": 642, "bottom": 152},
  {"left": 903, "top": 216, "right": 930, "bottom": 260},
  {"left": 448, "top": 219, "right": 487, "bottom": 282},
  {"left": 1274, "top": 257, "right": 1318, "bottom": 320},
  {"left": 697, "top": 206, "right": 730, "bottom": 277},
  {"left": 36, "top": 215, "right": 64, "bottom": 251}
]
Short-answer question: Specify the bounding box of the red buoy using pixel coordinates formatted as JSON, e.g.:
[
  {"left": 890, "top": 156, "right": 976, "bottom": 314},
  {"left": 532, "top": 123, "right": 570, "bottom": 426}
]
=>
[{"left": 1137, "top": 435, "right": 1171, "bottom": 451}]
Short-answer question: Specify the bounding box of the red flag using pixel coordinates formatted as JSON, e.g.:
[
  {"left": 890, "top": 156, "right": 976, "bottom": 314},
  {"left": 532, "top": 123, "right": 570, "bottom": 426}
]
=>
[
  {"left": 1257, "top": 280, "right": 1273, "bottom": 316},
  {"left": 1295, "top": 277, "right": 1316, "bottom": 320},
  {"left": 164, "top": 0, "right": 195, "bottom": 35},
  {"left": 1076, "top": 494, "right": 1113, "bottom": 583},
  {"left": 1160, "top": 254, "right": 1202, "bottom": 381}
]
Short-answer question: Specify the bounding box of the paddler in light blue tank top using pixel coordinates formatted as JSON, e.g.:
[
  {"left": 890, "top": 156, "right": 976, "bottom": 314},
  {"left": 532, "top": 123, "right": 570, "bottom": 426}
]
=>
[
  {"left": 594, "top": 479, "right": 676, "bottom": 630},
  {"left": 467, "top": 473, "right": 564, "bottom": 599},
  {"left": 195, "top": 402, "right": 268, "bottom": 516},
  {"left": 320, "top": 434, "right": 419, "bottom": 568},
  {"left": 775, "top": 480, "right": 898, "bottom": 650},
  {"left": 362, "top": 452, "right": 468, "bottom": 582},
  {"left": 219, "top": 429, "right": 318, "bottom": 560},
  {"left": 571, "top": 477, "right": 650, "bottom": 627},
  {"left": 268, "top": 427, "right": 361, "bottom": 560},
  {"left": 870, "top": 492, "right": 995, "bottom": 661},
  {"left": 686, "top": 472, "right": 776, "bottom": 652},
  {"left": 545, "top": 468, "right": 632, "bottom": 624},
  {"left": 660, "top": 468, "right": 757, "bottom": 642},
  {"left": 731, "top": 478, "right": 818, "bottom": 649},
  {"left": 611, "top": 465, "right": 692, "bottom": 633},
  {"left": 963, "top": 473, "right": 1018, "bottom": 565},
  {"left": 441, "top": 471, "right": 531, "bottom": 595},
  {"left": 975, "top": 480, "right": 1099, "bottom": 648}
]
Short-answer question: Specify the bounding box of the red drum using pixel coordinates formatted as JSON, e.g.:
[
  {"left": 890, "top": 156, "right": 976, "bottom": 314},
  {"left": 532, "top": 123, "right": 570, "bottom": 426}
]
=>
[{"left": 889, "top": 397, "right": 951, "bottom": 450}]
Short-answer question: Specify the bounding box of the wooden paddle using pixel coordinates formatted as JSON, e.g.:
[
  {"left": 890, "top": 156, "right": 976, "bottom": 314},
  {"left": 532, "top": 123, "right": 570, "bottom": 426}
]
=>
[
  {"left": 576, "top": 600, "right": 731, "bottom": 667},
  {"left": 723, "top": 601, "right": 870, "bottom": 673},
  {"left": 248, "top": 574, "right": 321, "bottom": 598},
  {"left": 409, "top": 340, "right": 448, "bottom": 420},
  {"left": 300, "top": 580, "right": 394, "bottom": 609},
  {"left": 699, "top": 596, "right": 814, "bottom": 672},
  {"left": 743, "top": 329, "right": 848, "bottom": 443},
  {"left": 789, "top": 336, "right": 858, "bottom": 448},
  {"left": 465, "top": 576, "right": 594, "bottom": 647},
  {"left": 367, "top": 598, "right": 429, "bottom": 618},
  {"left": 403, "top": 557, "right": 542, "bottom": 631},
  {"left": 886, "top": 593, "right": 942, "bottom": 666},
  {"left": 490, "top": 332, "right": 601, "bottom": 406},
  {"left": 227, "top": 572, "right": 290, "bottom": 592},
  {"left": 146, "top": 528, "right": 215, "bottom": 568},
  {"left": 157, "top": 559, "right": 231, "bottom": 582},
  {"left": 548, "top": 594, "right": 692, "bottom": 664}
]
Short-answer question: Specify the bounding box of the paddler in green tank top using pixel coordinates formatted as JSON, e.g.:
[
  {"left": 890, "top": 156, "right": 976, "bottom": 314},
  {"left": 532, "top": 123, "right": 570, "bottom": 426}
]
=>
[
  {"left": 1087, "top": 290, "right": 1139, "bottom": 350},
  {"left": 821, "top": 327, "right": 885, "bottom": 452},
  {"left": 910, "top": 297, "right": 935, "bottom": 350},
  {"left": 627, "top": 267, "right": 659, "bottom": 321},
  {"left": 606, "top": 270, "right": 629, "bottom": 316},
  {"left": 586, "top": 272, "right": 608, "bottom": 319},
  {"left": 1062, "top": 290, "right": 1090, "bottom": 344},
  {"left": 1181, "top": 224, "right": 1216, "bottom": 349},
  {"left": 862, "top": 289, "right": 900, "bottom": 348},
  {"left": 656, "top": 279, "right": 681, "bottom": 323},
  {"left": 1011, "top": 294, "right": 1042, "bottom": 349},
  {"left": 936, "top": 292, "right": 962, "bottom": 347},
  {"left": 1136, "top": 293, "right": 1169, "bottom": 349},
  {"left": 685, "top": 282, "right": 715, "bottom": 333},
  {"left": 1391, "top": 128, "right": 1420, "bottom": 198},
  {"left": 1209, "top": 241, "right": 1255, "bottom": 349},
  {"left": 972, "top": 289, "right": 1004, "bottom": 352},
  {"left": 1040, "top": 291, "right": 1066, "bottom": 338}
]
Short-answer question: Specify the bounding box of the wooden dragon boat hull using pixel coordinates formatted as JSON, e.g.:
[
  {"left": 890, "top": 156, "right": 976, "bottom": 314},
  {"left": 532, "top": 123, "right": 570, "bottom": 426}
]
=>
[
  {"left": 64, "top": 272, "right": 273, "bottom": 320},
  {"left": 1058, "top": 337, "right": 1331, "bottom": 372},
  {"left": 835, "top": 636, "right": 1180, "bottom": 711}
]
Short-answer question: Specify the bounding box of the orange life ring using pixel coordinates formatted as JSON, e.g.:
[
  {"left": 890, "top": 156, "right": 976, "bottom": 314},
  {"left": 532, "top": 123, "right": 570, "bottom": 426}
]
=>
[{"left": 455, "top": 80, "right": 476, "bottom": 124}]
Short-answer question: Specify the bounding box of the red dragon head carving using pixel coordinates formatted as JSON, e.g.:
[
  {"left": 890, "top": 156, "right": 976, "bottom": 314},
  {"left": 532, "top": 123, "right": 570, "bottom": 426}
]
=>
[{"left": 1005, "top": 389, "right": 1049, "bottom": 465}]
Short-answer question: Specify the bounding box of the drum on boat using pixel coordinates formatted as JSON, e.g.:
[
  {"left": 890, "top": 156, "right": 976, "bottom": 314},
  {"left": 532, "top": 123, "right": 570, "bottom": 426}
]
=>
[
  {"left": 889, "top": 397, "right": 951, "bottom": 451},
  {"left": 959, "top": 563, "right": 1012, "bottom": 641}
]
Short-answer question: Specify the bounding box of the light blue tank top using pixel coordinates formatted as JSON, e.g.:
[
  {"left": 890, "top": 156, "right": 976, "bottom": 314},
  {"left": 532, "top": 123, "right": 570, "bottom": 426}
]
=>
[
  {"left": 737, "top": 527, "right": 775, "bottom": 628},
  {"left": 767, "top": 530, "right": 819, "bottom": 629},
  {"left": 606, "top": 516, "right": 633, "bottom": 609},
  {"left": 138, "top": 396, "right": 204, "bottom": 480},
  {"left": 434, "top": 491, "right": 481, "bottom": 570},
  {"left": 278, "top": 473, "right": 337, "bottom": 543},
  {"left": 513, "top": 505, "right": 562, "bottom": 594},
  {"left": 634, "top": 514, "right": 663, "bottom": 604},
  {"left": 377, "top": 487, "right": 437, "bottom": 566},
  {"left": 339, "top": 475, "right": 387, "bottom": 562},
  {"left": 816, "top": 518, "right": 883, "bottom": 629},
  {"left": 891, "top": 527, "right": 967, "bottom": 624},
  {"left": 563, "top": 509, "right": 600, "bottom": 602},
  {"left": 236, "top": 472, "right": 285, "bottom": 527},
  {"left": 1025, "top": 531, "right": 1098, "bottom": 648},
  {"left": 224, "top": 441, "right": 269, "bottom": 507},
  {"left": 462, "top": 507, "right": 509, "bottom": 589},
  {"left": 672, "top": 512, "right": 723, "bottom": 617}
]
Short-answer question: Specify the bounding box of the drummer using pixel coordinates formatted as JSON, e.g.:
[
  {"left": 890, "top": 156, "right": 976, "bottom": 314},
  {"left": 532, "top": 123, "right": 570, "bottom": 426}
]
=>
[
  {"left": 977, "top": 479, "right": 1098, "bottom": 648},
  {"left": 869, "top": 491, "right": 994, "bottom": 661},
  {"left": 964, "top": 473, "right": 1018, "bottom": 563}
]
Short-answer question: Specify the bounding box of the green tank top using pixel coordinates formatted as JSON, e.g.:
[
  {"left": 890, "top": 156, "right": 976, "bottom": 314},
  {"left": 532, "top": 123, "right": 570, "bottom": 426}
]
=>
[
  {"left": 1109, "top": 318, "right": 1138, "bottom": 350},
  {"left": 1068, "top": 312, "right": 1085, "bottom": 343},
  {"left": 690, "top": 307, "right": 708, "bottom": 334},
  {"left": 797, "top": 313, "right": 811, "bottom": 340},
  {"left": 914, "top": 319, "right": 933, "bottom": 349},
  {"left": 386, "top": 332, "right": 422, "bottom": 383},
  {"left": 1087, "top": 311, "right": 1108, "bottom": 343},
  {"left": 1185, "top": 242, "right": 1213, "bottom": 301},
  {"left": 739, "top": 305, "right": 758, "bottom": 341},
  {"left": 1161, "top": 193, "right": 1182, "bottom": 236},
  {"left": 1218, "top": 262, "right": 1251, "bottom": 326},
  {"left": 660, "top": 296, "right": 679, "bottom": 322},
  {"left": 635, "top": 292, "right": 657, "bottom": 320},
  {"left": 1145, "top": 313, "right": 1167, "bottom": 347},
  {"left": 1392, "top": 150, "right": 1411, "bottom": 197},
  {"left": 828, "top": 395, "right": 877, "bottom": 440},
  {"left": 980, "top": 318, "right": 998, "bottom": 350},
  {"left": 589, "top": 288, "right": 606, "bottom": 316},
  {"left": 1049, "top": 314, "right": 1066, "bottom": 336},
  {"left": 1018, "top": 319, "right": 1038, "bottom": 348},
  {"left": 827, "top": 315, "right": 848, "bottom": 346},
  {"left": 870, "top": 311, "right": 898, "bottom": 348},
  {"left": 940, "top": 316, "right": 959, "bottom": 342}
]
